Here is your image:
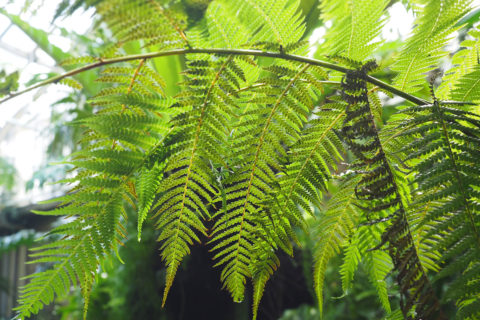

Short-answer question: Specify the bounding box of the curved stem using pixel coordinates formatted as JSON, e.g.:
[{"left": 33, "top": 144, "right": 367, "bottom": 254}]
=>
[{"left": 0, "top": 47, "right": 436, "bottom": 106}]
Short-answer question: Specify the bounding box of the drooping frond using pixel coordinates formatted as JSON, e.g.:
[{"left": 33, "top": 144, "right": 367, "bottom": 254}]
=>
[
  {"left": 146, "top": 2, "right": 258, "bottom": 304},
  {"left": 313, "top": 177, "right": 360, "bottom": 316},
  {"left": 248, "top": 85, "right": 343, "bottom": 302},
  {"left": 399, "top": 99, "right": 480, "bottom": 319},
  {"left": 15, "top": 60, "right": 171, "bottom": 319},
  {"left": 250, "top": 234, "right": 280, "bottom": 320},
  {"left": 364, "top": 247, "right": 393, "bottom": 313},
  {"left": 319, "top": 0, "right": 388, "bottom": 60},
  {"left": 137, "top": 161, "right": 164, "bottom": 242},
  {"left": 378, "top": 110, "right": 443, "bottom": 274},
  {"left": 338, "top": 61, "right": 444, "bottom": 319},
  {"left": 15, "top": 197, "right": 122, "bottom": 319},
  {"left": 392, "top": 0, "right": 473, "bottom": 93},
  {"left": 339, "top": 223, "right": 392, "bottom": 313},
  {"left": 151, "top": 54, "right": 246, "bottom": 305},
  {"left": 210, "top": 61, "right": 321, "bottom": 302},
  {"left": 249, "top": 96, "right": 346, "bottom": 318}
]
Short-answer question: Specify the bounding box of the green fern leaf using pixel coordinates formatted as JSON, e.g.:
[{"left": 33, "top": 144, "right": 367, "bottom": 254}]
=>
[
  {"left": 222, "top": 0, "right": 305, "bottom": 48},
  {"left": 211, "top": 62, "right": 317, "bottom": 302},
  {"left": 250, "top": 236, "right": 280, "bottom": 320},
  {"left": 320, "top": 0, "right": 388, "bottom": 61},
  {"left": 364, "top": 250, "right": 393, "bottom": 313},
  {"left": 137, "top": 162, "right": 164, "bottom": 241},
  {"left": 437, "top": 27, "right": 480, "bottom": 99},
  {"left": 313, "top": 177, "right": 360, "bottom": 317},
  {"left": 452, "top": 64, "right": 480, "bottom": 103},
  {"left": 400, "top": 100, "right": 480, "bottom": 319},
  {"left": 392, "top": 0, "right": 472, "bottom": 93}
]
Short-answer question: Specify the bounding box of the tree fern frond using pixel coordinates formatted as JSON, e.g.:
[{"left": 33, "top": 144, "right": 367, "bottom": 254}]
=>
[
  {"left": 340, "top": 232, "right": 361, "bottom": 294},
  {"left": 437, "top": 27, "right": 480, "bottom": 100},
  {"left": 452, "top": 64, "right": 480, "bottom": 104},
  {"left": 137, "top": 162, "right": 164, "bottom": 242},
  {"left": 339, "top": 62, "right": 444, "bottom": 319},
  {"left": 250, "top": 235, "right": 280, "bottom": 320},
  {"left": 260, "top": 75, "right": 342, "bottom": 243},
  {"left": 269, "top": 100, "right": 346, "bottom": 230},
  {"left": 364, "top": 250, "right": 393, "bottom": 313},
  {"left": 313, "top": 177, "right": 361, "bottom": 317},
  {"left": 14, "top": 57, "right": 170, "bottom": 319},
  {"left": 392, "top": 0, "right": 473, "bottom": 93},
  {"left": 222, "top": 0, "right": 305, "bottom": 48},
  {"left": 320, "top": 0, "right": 389, "bottom": 61},
  {"left": 400, "top": 99, "right": 480, "bottom": 319},
  {"left": 201, "top": 2, "right": 249, "bottom": 49},
  {"left": 96, "top": 0, "right": 189, "bottom": 51},
  {"left": 210, "top": 62, "right": 320, "bottom": 302},
  {"left": 11, "top": 0, "right": 480, "bottom": 317},
  {"left": 340, "top": 221, "right": 392, "bottom": 312},
  {"left": 153, "top": 55, "right": 245, "bottom": 305},
  {"left": 378, "top": 111, "right": 443, "bottom": 274},
  {"left": 340, "top": 223, "right": 381, "bottom": 293}
]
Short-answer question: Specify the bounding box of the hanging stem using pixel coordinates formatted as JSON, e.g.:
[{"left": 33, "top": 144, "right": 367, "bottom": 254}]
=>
[{"left": 0, "top": 47, "right": 453, "bottom": 106}]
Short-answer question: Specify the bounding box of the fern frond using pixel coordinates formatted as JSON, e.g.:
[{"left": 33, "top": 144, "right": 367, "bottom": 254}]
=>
[
  {"left": 339, "top": 62, "right": 444, "bottom": 319},
  {"left": 340, "top": 232, "right": 361, "bottom": 294},
  {"left": 452, "top": 64, "right": 480, "bottom": 103},
  {"left": 379, "top": 111, "right": 442, "bottom": 273},
  {"left": 392, "top": 0, "right": 473, "bottom": 93},
  {"left": 268, "top": 100, "right": 345, "bottom": 231},
  {"left": 14, "top": 58, "right": 170, "bottom": 319},
  {"left": 400, "top": 100, "right": 480, "bottom": 319},
  {"left": 313, "top": 177, "right": 361, "bottom": 317},
  {"left": 340, "top": 221, "right": 392, "bottom": 312},
  {"left": 59, "top": 78, "right": 83, "bottom": 89},
  {"left": 15, "top": 196, "right": 123, "bottom": 319},
  {"left": 210, "top": 61, "right": 321, "bottom": 302},
  {"left": 437, "top": 27, "right": 480, "bottom": 100},
  {"left": 96, "top": 0, "right": 189, "bottom": 51},
  {"left": 201, "top": 2, "right": 249, "bottom": 48},
  {"left": 137, "top": 162, "right": 164, "bottom": 242},
  {"left": 152, "top": 54, "right": 247, "bottom": 304},
  {"left": 222, "top": 0, "right": 305, "bottom": 48},
  {"left": 364, "top": 250, "right": 393, "bottom": 313},
  {"left": 320, "top": 0, "right": 388, "bottom": 60},
  {"left": 250, "top": 235, "right": 280, "bottom": 320}
]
